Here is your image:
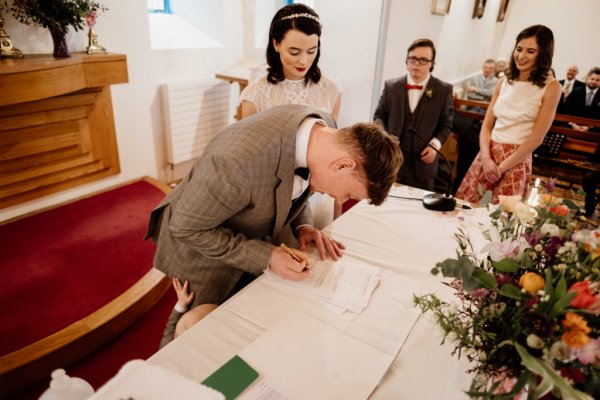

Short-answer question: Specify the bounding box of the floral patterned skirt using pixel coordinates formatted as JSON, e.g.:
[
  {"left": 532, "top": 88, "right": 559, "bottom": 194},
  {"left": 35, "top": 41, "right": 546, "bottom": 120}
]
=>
[{"left": 455, "top": 140, "right": 532, "bottom": 204}]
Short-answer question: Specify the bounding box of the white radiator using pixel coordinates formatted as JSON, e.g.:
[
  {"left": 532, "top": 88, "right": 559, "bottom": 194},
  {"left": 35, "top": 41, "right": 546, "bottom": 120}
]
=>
[{"left": 161, "top": 78, "right": 231, "bottom": 165}]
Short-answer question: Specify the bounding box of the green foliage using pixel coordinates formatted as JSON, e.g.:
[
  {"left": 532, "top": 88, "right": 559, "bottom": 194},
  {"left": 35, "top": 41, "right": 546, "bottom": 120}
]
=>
[{"left": 2, "top": 0, "right": 107, "bottom": 34}]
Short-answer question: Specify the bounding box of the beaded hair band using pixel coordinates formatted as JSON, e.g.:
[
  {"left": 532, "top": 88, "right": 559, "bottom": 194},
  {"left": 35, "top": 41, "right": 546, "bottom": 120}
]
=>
[{"left": 279, "top": 13, "right": 321, "bottom": 24}]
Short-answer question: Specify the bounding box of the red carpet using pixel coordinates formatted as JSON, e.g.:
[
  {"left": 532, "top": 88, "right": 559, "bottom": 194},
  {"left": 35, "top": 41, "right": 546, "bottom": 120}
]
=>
[
  {"left": 10, "top": 288, "right": 176, "bottom": 400},
  {"left": 0, "top": 180, "right": 166, "bottom": 355}
]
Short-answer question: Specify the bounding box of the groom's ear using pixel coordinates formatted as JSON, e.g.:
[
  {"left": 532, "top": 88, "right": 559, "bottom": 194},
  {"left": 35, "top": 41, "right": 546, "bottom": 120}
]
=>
[{"left": 334, "top": 158, "right": 357, "bottom": 171}]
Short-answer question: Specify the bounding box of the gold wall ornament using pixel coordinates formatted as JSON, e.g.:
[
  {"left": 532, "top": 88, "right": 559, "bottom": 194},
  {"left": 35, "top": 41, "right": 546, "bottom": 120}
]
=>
[
  {"left": 86, "top": 27, "right": 106, "bottom": 54},
  {"left": 0, "top": 13, "right": 24, "bottom": 58}
]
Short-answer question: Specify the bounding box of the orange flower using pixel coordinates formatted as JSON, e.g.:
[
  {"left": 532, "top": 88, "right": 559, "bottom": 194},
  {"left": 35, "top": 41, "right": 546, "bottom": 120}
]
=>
[
  {"left": 562, "top": 312, "right": 591, "bottom": 348},
  {"left": 519, "top": 272, "right": 544, "bottom": 295}
]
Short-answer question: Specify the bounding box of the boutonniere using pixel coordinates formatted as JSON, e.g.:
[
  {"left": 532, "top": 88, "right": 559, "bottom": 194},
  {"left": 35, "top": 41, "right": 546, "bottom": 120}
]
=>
[{"left": 425, "top": 89, "right": 433, "bottom": 98}]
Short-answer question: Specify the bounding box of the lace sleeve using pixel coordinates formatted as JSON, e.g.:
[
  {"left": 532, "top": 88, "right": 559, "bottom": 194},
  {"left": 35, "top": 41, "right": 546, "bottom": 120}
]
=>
[{"left": 321, "top": 76, "right": 343, "bottom": 111}]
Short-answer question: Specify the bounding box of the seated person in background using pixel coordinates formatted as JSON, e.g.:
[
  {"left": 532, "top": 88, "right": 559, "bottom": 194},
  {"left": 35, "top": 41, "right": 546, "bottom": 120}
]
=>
[
  {"left": 557, "top": 64, "right": 585, "bottom": 114},
  {"left": 452, "top": 59, "right": 498, "bottom": 192},
  {"left": 160, "top": 278, "right": 217, "bottom": 348},
  {"left": 373, "top": 38, "right": 453, "bottom": 191},
  {"left": 495, "top": 57, "right": 508, "bottom": 78},
  {"left": 465, "top": 59, "right": 498, "bottom": 103},
  {"left": 564, "top": 67, "right": 600, "bottom": 132},
  {"left": 146, "top": 104, "right": 403, "bottom": 340}
]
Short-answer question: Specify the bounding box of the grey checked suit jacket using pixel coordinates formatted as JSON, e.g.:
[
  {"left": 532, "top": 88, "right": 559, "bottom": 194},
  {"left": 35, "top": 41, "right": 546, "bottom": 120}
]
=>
[
  {"left": 373, "top": 75, "right": 453, "bottom": 190},
  {"left": 146, "top": 105, "right": 336, "bottom": 305}
]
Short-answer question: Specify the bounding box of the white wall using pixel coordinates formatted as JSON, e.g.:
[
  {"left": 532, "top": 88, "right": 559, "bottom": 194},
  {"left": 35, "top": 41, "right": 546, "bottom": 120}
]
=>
[{"left": 314, "top": 0, "right": 384, "bottom": 126}]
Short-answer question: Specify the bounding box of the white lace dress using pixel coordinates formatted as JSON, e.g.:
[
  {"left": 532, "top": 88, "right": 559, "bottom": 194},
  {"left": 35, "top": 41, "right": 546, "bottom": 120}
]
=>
[
  {"left": 240, "top": 75, "right": 343, "bottom": 229},
  {"left": 240, "top": 75, "right": 342, "bottom": 115}
]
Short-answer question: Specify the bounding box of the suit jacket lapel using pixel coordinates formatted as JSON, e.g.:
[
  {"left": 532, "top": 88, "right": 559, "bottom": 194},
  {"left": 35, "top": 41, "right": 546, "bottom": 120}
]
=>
[{"left": 397, "top": 78, "right": 408, "bottom": 134}]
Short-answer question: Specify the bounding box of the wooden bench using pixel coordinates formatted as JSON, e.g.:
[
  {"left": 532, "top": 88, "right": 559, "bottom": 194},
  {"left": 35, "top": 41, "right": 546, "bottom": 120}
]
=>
[{"left": 452, "top": 98, "right": 600, "bottom": 188}]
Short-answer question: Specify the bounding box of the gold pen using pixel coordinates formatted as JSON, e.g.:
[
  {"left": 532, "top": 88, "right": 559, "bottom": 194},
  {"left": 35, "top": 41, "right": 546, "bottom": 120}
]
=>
[
  {"left": 279, "top": 243, "right": 311, "bottom": 271},
  {"left": 280, "top": 243, "right": 302, "bottom": 262}
]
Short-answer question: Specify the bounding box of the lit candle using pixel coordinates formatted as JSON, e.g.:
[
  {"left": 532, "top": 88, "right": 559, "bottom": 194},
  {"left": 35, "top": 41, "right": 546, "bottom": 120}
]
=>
[{"left": 527, "top": 178, "right": 540, "bottom": 206}]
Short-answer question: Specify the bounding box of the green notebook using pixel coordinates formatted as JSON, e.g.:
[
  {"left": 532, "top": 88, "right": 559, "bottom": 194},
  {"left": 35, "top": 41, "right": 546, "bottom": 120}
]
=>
[{"left": 201, "top": 355, "right": 260, "bottom": 400}]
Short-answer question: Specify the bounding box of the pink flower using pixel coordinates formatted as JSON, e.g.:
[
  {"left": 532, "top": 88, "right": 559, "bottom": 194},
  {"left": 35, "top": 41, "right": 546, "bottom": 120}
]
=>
[
  {"left": 469, "top": 288, "right": 489, "bottom": 299},
  {"left": 85, "top": 12, "right": 97, "bottom": 28},
  {"left": 576, "top": 339, "right": 600, "bottom": 366},
  {"left": 489, "top": 239, "right": 521, "bottom": 262}
]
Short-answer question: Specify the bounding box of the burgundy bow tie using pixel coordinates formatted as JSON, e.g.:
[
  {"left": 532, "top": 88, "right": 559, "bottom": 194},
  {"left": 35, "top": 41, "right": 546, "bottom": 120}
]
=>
[{"left": 406, "top": 84, "right": 423, "bottom": 90}]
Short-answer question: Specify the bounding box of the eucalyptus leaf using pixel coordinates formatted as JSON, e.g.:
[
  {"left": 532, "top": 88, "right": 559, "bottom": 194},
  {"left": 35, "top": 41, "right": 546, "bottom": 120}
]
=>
[
  {"left": 492, "top": 258, "right": 520, "bottom": 273},
  {"left": 479, "top": 190, "right": 492, "bottom": 207}
]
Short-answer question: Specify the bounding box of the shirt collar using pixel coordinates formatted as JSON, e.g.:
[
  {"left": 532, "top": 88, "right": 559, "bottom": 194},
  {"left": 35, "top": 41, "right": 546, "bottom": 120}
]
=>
[
  {"left": 296, "top": 117, "right": 326, "bottom": 168},
  {"left": 407, "top": 74, "right": 431, "bottom": 88}
]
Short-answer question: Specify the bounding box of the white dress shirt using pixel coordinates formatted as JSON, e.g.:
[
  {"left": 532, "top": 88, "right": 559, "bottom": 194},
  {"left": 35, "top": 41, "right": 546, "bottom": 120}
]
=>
[{"left": 292, "top": 118, "right": 325, "bottom": 199}]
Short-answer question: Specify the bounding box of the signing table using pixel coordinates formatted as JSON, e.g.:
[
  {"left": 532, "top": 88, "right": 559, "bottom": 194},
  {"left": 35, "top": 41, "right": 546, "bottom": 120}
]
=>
[{"left": 103, "top": 186, "right": 492, "bottom": 399}]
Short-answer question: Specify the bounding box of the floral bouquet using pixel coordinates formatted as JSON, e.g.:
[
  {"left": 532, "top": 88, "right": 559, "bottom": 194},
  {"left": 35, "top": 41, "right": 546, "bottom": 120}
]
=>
[
  {"left": 1, "top": 0, "right": 107, "bottom": 56},
  {"left": 414, "top": 189, "right": 600, "bottom": 399}
]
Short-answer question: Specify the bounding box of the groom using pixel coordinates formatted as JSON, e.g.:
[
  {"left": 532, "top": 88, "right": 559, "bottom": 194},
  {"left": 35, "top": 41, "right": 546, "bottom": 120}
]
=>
[{"left": 146, "top": 104, "right": 403, "bottom": 309}]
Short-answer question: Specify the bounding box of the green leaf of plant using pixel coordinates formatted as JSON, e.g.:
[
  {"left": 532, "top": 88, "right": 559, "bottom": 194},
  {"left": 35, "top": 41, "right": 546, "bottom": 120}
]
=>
[
  {"left": 550, "top": 292, "right": 576, "bottom": 318},
  {"left": 492, "top": 258, "right": 520, "bottom": 273},
  {"left": 457, "top": 256, "right": 475, "bottom": 281},
  {"left": 544, "top": 268, "right": 554, "bottom": 296},
  {"left": 513, "top": 342, "right": 592, "bottom": 400},
  {"left": 472, "top": 269, "right": 498, "bottom": 289},
  {"left": 498, "top": 284, "right": 523, "bottom": 300},
  {"left": 562, "top": 198, "right": 579, "bottom": 210},
  {"left": 556, "top": 275, "right": 567, "bottom": 297},
  {"left": 479, "top": 190, "right": 492, "bottom": 207}
]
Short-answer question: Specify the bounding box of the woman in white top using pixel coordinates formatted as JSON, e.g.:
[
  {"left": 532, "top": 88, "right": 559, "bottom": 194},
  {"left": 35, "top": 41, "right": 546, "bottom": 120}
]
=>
[
  {"left": 240, "top": 4, "right": 343, "bottom": 227},
  {"left": 240, "top": 4, "right": 342, "bottom": 121},
  {"left": 456, "top": 25, "right": 561, "bottom": 204}
]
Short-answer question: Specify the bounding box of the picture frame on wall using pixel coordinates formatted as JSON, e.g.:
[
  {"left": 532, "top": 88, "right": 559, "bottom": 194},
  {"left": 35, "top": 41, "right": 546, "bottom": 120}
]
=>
[
  {"left": 472, "top": 0, "right": 486, "bottom": 19},
  {"left": 497, "top": 0, "right": 509, "bottom": 22},
  {"left": 431, "top": 0, "right": 451, "bottom": 16}
]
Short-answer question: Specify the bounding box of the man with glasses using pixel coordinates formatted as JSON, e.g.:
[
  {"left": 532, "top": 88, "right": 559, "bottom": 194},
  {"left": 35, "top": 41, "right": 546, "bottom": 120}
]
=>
[{"left": 374, "top": 38, "right": 453, "bottom": 191}]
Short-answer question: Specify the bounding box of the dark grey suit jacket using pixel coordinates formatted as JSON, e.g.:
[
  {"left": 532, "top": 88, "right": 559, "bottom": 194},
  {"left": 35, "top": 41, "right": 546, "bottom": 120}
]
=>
[
  {"left": 373, "top": 75, "right": 453, "bottom": 190},
  {"left": 564, "top": 86, "right": 600, "bottom": 121},
  {"left": 146, "top": 105, "right": 336, "bottom": 305},
  {"left": 557, "top": 79, "right": 585, "bottom": 114}
]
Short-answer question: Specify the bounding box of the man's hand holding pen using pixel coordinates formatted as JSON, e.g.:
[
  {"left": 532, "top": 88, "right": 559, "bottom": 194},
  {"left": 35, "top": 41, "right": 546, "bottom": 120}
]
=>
[{"left": 269, "top": 244, "right": 311, "bottom": 280}]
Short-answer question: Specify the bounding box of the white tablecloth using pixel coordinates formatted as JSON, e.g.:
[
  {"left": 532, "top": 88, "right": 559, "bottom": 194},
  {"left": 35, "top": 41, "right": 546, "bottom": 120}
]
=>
[{"left": 147, "top": 185, "right": 492, "bottom": 399}]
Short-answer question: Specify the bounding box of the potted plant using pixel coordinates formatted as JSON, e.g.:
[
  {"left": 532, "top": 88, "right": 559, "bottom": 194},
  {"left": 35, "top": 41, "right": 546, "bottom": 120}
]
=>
[{"left": 0, "top": 0, "right": 107, "bottom": 57}]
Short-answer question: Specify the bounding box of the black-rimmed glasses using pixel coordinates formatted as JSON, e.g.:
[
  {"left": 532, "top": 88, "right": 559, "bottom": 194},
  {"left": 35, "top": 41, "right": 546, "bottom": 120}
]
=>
[{"left": 406, "top": 56, "right": 433, "bottom": 65}]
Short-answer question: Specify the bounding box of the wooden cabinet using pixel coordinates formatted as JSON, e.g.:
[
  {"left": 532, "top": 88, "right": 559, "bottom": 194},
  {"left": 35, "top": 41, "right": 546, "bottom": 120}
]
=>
[{"left": 0, "top": 53, "right": 128, "bottom": 208}]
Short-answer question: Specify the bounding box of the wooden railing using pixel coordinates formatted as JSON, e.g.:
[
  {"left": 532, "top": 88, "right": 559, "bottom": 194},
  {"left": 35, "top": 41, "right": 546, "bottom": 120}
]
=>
[{"left": 453, "top": 98, "right": 600, "bottom": 186}]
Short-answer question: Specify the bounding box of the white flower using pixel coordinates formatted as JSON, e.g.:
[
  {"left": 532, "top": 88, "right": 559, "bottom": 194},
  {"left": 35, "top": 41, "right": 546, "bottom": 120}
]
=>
[
  {"left": 447, "top": 302, "right": 459, "bottom": 315},
  {"left": 498, "top": 195, "right": 521, "bottom": 213},
  {"left": 540, "top": 223, "right": 560, "bottom": 237},
  {"left": 526, "top": 334, "right": 545, "bottom": 349},
  {"left": 447, "top": 332, "right": 458, "bottom": 343},
  {"left": 513, "top": 202, "right": 536, "bottom": 224},
  {"left": 550, "top": 341, "right": 575, "bottom": 362}
]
